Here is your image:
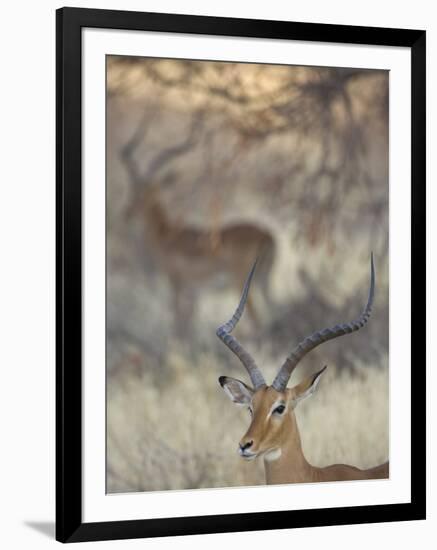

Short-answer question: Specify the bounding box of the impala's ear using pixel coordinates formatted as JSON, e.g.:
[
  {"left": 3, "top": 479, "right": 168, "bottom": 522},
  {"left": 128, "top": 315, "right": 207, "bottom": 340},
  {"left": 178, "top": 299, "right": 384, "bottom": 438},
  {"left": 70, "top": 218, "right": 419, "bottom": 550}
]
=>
[
  {"left": 219, "top": 376, "right": 254, "bottom": 405},
  {"left": 290, "top": 366, "right": 327, "bottom": 408}
]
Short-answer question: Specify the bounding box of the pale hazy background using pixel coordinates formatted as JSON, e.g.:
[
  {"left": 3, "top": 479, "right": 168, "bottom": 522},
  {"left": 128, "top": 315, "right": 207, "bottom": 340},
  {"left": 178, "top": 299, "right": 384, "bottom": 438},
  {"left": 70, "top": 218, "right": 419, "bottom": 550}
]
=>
[{"left": 106, "top": 56, "right": 389, "bottom": 493}]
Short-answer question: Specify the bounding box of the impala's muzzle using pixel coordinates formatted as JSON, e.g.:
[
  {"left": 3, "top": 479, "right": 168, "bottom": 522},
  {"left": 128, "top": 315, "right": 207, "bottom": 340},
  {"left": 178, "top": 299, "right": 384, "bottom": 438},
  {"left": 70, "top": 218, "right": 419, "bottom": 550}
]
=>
[{"left": 238, "top": 439, "right": 257, "bottom": 460}]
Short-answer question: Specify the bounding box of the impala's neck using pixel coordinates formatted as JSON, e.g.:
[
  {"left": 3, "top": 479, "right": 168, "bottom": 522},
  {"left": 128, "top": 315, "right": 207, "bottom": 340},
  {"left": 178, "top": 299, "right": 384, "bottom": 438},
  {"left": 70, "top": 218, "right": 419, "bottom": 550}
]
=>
[
  {"left": 263, "top": 413, "right": 315, "bottom": 484},
  {"left": 142, "top": 191, "right": 172, "bottom": 238}
]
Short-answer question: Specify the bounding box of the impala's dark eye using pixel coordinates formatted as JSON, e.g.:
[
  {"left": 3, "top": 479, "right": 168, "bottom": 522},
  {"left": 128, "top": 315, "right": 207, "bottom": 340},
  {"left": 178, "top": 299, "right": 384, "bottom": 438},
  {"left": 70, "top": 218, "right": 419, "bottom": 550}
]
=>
[
  {"left": 248, "top": 407, "right": 253, "bottom": 416},
  {"left": 273, "top": 405, "right": 286, "bottom": 415}
]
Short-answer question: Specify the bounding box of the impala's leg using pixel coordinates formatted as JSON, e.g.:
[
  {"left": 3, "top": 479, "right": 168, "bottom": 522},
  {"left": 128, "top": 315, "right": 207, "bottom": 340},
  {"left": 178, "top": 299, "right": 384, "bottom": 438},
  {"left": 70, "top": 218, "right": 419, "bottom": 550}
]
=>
[
  {"left": 233, "top": 266, "right": 260, "bottom": 329},
  {"left": 170, "top": 275, "right": 195, "bottom": 340},
  {"left": 255, "top": 244, "right": 274, "bottom": 312},
  {"left": 246, "top": 293, "right": 260, "bottom": 327},
  {"left": 233, "top": 244, "right": 274, "bottom": 328}
]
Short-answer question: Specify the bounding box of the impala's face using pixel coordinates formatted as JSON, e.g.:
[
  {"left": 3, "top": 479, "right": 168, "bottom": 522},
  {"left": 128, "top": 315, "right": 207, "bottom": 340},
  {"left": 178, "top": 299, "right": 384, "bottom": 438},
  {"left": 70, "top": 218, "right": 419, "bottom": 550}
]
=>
[
  {"left": 219, "top": 367, "right": 326, "bottom": 461},
  {"left": 239, "top": 386, "right": 294, "bottom": 460}
]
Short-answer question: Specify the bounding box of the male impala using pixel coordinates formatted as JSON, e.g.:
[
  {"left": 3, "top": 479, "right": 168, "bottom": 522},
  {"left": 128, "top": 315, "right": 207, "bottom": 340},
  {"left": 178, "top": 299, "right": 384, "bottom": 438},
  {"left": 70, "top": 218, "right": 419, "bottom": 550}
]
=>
[{"left": 217, "top": 255, "right": 389, "bottom": 484}]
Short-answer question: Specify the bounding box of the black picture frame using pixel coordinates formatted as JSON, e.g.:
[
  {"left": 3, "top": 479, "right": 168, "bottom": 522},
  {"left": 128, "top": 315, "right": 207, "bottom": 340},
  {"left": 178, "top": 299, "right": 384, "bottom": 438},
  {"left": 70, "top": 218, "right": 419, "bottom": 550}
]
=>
[{"left": 56, "top": 6, "right": 426, "bottom": 543}]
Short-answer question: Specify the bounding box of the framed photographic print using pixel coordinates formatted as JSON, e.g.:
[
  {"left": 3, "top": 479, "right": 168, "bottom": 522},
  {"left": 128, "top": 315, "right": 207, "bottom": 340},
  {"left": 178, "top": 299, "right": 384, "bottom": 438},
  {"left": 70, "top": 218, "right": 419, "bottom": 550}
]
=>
[{"left": 56, "top": 7, "right": 426, "bottom": 543}]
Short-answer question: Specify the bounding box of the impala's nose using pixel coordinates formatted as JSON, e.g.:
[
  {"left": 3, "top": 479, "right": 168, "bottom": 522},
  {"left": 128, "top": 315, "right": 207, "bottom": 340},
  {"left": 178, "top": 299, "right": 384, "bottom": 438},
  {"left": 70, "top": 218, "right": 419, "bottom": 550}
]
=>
[
  {"left": 239, "top": 439, "right": 257, "bottom": 460},
  {"left": 239, "top": 440, "right": 253, "bottom": 452}
]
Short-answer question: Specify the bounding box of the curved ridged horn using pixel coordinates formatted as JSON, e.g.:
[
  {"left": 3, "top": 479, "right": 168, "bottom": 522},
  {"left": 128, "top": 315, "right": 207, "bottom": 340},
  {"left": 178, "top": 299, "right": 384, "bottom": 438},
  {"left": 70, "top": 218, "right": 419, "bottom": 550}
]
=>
[
  {"left": 272, "top": 253, "right": 375, "bottom": 392},
  {"left": 216, "top": 259, "right": 266, "bottom": 389}
]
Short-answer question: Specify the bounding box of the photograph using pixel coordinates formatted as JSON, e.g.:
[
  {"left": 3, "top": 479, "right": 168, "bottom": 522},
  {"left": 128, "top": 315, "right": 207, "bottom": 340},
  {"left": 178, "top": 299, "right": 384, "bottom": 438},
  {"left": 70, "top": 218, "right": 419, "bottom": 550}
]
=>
[
  {"left": 0, "top": 0, "right": 430, "bottom": 547},
  {"left": 105, "top": 56, "right": 390, "bottom": 493}
]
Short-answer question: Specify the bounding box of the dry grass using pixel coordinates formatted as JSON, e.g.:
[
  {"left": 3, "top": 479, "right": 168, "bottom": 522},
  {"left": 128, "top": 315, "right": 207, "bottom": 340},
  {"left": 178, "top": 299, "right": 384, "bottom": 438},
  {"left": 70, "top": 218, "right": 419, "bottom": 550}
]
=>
[{"left": 107, "top": 350, "right": 388, "bottom": 493}]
